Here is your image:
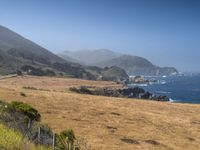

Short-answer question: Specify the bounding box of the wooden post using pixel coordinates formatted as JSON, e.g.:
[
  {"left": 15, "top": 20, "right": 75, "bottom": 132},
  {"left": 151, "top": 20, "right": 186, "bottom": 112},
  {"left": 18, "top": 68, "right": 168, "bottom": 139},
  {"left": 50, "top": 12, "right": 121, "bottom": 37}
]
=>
[
  {"left": 66, "top": 137, "right": 69, "bottom": 150},
  {"left": 53, "top": 133, "right": 56, "bottom": 150},
  {"left": 28, "top": 118, "right": 31, "bottom": 129},
  {"left": 38, "top": 127, "right": 41, "bottom": 144}
]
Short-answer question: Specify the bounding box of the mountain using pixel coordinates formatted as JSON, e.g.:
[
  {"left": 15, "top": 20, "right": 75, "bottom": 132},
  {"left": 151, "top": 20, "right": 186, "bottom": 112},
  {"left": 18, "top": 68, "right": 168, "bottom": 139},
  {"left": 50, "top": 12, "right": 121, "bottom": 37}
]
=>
[
  {"left": 0, "top": 25, "right": 88, "bottom": 77},
  {"left": 0, "top": 25, "right": 81, "bottom": 76},
  {"left": 0, "top": 25, "right": 66, "bottom": 64},
  {"left": 96, "top": 55, "right": 178, "bottom": 76},
  {"left": 0, "top": 25, "right": 129, "bottom": 81},
  {"left": 60, "top": 49, "right": 178, "bottom": 76},
  {"left": 59, "top": 49, "right": 121, "bottom": 65},
  {"left": 58, "top": 53, "right": 78, "bottom": 63},
  {"left": 0, "top": 49, "right": 23, "bottom": 74}
]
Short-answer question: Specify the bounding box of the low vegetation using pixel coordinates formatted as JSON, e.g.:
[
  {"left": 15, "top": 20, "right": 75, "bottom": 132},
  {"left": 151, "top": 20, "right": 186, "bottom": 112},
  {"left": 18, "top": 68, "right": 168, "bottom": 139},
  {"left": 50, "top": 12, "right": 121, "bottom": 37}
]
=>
[
  {"left": 21, "top": 65, "right": 56, "bottom": 77},
  {"left": 0, "top": 100, "right": 90, "bottom": 150},
  {"left": 10, "top": 101, "right": 41, "bottom": 120},
  {"left": 23, "top": 86, "right": 50, "bottom": 91},
  {"left": 0, "top": 124, "right": 49, "bottom": 150}
]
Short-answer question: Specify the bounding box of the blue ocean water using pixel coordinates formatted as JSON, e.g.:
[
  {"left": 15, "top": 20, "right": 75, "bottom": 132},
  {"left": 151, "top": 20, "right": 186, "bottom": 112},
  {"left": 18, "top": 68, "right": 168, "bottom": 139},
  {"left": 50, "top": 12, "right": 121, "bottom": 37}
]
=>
[{"left": 130, "top": 75, "right": 200, "bottom": 104}]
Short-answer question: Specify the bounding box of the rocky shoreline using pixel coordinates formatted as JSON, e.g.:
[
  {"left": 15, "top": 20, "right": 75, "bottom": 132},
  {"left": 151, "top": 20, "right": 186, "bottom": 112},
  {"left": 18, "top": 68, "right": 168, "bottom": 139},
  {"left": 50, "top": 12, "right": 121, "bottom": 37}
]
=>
[{"left": 70, "top": 86, "right": 170, "bottom": 102}]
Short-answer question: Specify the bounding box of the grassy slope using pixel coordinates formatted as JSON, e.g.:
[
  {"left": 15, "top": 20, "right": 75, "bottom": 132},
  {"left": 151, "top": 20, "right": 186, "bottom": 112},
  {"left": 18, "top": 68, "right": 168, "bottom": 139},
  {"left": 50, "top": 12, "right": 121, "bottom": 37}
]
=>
[
  {"left": 0, "top": 76, "right": 200, "bottom": 150},
  {"left": 0, "top": 124, "right": 50, "bottom": 150},
  {"left": 0, "top": 25, "right": 66, "bottom": 64}
]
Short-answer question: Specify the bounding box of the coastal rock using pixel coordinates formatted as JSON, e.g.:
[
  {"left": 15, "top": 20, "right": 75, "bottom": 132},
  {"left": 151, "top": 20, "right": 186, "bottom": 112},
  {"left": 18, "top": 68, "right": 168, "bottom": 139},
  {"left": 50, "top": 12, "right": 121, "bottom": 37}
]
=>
[
  {"left": 119, "top": 87, "right": 145, "bottom": 98},
  {"left": 152, "top": 95, "right": 169, "bottom": 101},
  {"left": 140, "top": 92, "right": 152, "bottom": 99},
  {"left": 70, "top": 86, "right": 170, "bottom": 102}
]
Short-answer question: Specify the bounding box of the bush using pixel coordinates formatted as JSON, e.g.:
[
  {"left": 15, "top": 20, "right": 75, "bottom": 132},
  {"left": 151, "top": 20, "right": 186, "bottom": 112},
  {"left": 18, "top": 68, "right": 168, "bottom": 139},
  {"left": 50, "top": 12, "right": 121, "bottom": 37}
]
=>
[
  {"left": 57, "top": 129, "right": 76, "bottom": 150},
  {"left": 11, "top": 101, "right": 40, "bottom": 121},
  {"left": 20, "top": 92, "right": 26, "bottom": 97},
  {"left": 23, "top": 86, "right": 37, "bottom": 90},
  {"left": 16, "top": 70, "right": 23, "bottom": 76},
  {"left": 69, "top": 86, "right": 92, "bottom": 95}
]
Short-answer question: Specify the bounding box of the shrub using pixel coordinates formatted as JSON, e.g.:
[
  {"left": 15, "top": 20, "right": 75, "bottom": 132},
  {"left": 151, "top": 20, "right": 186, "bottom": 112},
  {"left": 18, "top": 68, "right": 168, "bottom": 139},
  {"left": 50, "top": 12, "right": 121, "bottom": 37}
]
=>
[
  {"left": 1, "top": 101, "right": 53, "bottom": 146},
  {"left": 23, "top": 86, "right": 37, "bottom": 90},
  {"left": 20, "top": 92, "right": 26, "bottom": 97},
  {"left": 57, "top": 129, "right": 76, "bottom": 150},
  {"left": 69, "top": 86, "right": 92, "bottom": 95},
  {"left": 16, "top": 70, "right": 23, "bottom": 76},
  {"left": 11, "top": 101, "right": 40, "bottom": 121}
]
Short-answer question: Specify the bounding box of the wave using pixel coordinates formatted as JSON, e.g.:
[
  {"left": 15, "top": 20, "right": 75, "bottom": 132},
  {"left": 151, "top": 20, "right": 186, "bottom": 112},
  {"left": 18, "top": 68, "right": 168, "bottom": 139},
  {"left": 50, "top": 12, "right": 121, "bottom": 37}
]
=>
[
  {"left": 169, "top": 98, "right": 175, "bottom": 102},
  {"left": 169, "top": 98, "right": 183, "bottom": 103},
  {"left": 155, "top": 91, "right": 171, "bottom": 94},
  {"left": 159, "top": 80, "right": 167, "bottom": 84},
  {"left": 128, "top": 83, "right": 148, "bottom": 87}
]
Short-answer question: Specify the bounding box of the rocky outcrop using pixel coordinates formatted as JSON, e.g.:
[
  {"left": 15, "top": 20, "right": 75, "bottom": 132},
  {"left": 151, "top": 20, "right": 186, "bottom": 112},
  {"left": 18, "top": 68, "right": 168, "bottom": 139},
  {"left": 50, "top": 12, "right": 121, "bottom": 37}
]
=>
[{"left": 70, "top": 86, "right": 170, "bottom": 102}]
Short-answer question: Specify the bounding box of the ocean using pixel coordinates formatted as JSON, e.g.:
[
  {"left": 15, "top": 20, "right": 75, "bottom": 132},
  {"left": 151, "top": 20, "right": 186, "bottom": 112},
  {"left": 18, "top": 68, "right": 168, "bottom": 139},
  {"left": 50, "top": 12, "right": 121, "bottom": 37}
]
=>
[{"left": 128, "top": 75, "right": 200, "bottom": 104}]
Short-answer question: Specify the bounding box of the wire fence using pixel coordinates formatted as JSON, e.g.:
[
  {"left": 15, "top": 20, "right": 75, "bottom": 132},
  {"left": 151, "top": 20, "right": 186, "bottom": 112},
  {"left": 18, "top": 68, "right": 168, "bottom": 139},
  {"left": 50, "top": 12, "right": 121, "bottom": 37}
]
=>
[{"left": 0, "top": 103, "right": 91, "bottom": 150}]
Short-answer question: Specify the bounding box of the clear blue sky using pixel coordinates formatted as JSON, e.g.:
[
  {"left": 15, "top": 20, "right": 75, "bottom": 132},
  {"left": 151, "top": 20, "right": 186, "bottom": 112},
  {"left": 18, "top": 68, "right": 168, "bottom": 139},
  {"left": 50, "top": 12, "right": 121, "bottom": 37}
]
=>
[{"left": 0, "top": 0, "right": 200, "bottom": 72}]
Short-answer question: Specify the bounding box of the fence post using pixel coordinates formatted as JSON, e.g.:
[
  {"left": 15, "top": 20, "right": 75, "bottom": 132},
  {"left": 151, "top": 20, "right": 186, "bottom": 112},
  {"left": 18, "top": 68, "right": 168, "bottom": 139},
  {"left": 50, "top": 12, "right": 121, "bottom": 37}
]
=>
[
  {"left": 38, "top": 127, "right": 41, "bottom": 144},
  {"left": 53, "top": 133, "right": 56, "bottom": 150},
  {"left": 28, "top": 118, "right": 31, "bottom": 129}
]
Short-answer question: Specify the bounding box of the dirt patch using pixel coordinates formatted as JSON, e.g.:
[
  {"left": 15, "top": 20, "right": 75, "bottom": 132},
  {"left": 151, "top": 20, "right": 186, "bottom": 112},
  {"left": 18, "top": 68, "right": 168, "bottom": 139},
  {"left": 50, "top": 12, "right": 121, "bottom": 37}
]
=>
[
  {"left": 121, "top": 138, "right": 139, "bottom": 144},
  {"left": 107, "top": 126, "right": 117, "bottom": 130},
  {"left": 192, "top": 120, "right": 200, "bottom": 124},
  {"left": 145, "top": 140, "right": 160, "bottom": 145},
  {"left": 187, "top": 137, "right": 196, "bottom": 141},
  {"left": 110, "top": 112, "right": 121, "bottom": 116}
]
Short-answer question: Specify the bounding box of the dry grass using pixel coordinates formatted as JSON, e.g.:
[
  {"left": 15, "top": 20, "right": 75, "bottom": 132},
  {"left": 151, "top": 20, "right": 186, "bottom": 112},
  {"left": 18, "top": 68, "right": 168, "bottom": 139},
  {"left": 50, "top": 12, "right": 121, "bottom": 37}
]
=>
[
  {"left": 0, "top": 124, "right": 50, "bottom": 150},
  {"left": 0, "top": 76, "right": 200, "bottom": 150}
]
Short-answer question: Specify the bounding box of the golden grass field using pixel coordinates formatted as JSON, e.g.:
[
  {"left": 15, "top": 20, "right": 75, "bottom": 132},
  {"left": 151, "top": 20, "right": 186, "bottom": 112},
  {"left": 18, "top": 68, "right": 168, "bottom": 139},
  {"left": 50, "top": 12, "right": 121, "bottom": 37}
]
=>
[{"left": 0, "top": 75, "right": 200, "bottom": 150}]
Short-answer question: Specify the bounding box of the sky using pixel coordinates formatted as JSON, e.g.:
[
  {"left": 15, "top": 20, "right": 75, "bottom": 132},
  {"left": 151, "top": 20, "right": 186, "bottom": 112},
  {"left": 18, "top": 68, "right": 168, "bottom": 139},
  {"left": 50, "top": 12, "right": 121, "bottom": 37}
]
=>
[{"left": 0, "top": 0, "right": 200, "bottom": 72}]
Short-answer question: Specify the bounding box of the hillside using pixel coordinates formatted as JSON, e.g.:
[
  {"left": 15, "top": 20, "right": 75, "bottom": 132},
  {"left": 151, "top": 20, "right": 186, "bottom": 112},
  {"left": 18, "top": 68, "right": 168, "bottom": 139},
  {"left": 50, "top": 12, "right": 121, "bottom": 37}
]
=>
[
  {"left": 0, "top": 25, "right": 83, "bottom": 76},
  {"left": 0, "top": 25, "right": 66, "bottom": 64},
  {"left": 60, "top": 49, "right": 178, "bottom": 76},
  {"left": 86, "top": 66, "right": 129, "bottom": 81},
  {"left": 0, "top": 25, "right": 128, "bottom": 80},
  {"left": 0, "top": 76, "right": 200, "bottom": 150},
  {"left": 59, "top": 49, "right": 121, "bottom": 65},
  {"left": 96, "top": 55, "right": 178, "bottom": 76}
]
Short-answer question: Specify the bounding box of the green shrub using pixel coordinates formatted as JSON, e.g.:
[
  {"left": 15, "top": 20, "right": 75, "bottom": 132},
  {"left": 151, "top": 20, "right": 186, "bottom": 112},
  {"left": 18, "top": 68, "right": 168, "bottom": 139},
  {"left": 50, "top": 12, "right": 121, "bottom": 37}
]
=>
[
  {"left": 0, "top": 101, "right": 53, "bottom": 148},
  {"left": 11, "top": 101, "right": 40, "bottom": 121},
  {"left": 23, "top": 116, "right": 29, "bottom": 124},
  {"left": 57, "top": 129, "right": 76, "bottom": 150}
]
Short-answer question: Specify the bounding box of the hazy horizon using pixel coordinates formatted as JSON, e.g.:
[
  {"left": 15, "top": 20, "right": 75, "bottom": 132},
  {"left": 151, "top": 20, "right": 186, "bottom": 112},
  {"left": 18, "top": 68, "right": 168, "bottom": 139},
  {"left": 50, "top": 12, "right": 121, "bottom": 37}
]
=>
[{"left": 0, "top": 0, "right": 200, "bottom": 72}]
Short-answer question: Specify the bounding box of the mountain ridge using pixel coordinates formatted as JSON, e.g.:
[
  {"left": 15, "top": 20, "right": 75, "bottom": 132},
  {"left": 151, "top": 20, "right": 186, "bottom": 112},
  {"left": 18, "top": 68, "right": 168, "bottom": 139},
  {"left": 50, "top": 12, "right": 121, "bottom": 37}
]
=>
[
  {"left": 59, "top": 49, "right": 121, "bottom": 65},
  {"left": 0, "top": 25, "right": 66, "bottom": 64},
  {"left": 0, "top": 25, "right": 129, "bottom": 81},
  {"left": 60, "top": 50, "right": 178, "bottom": 76}
]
